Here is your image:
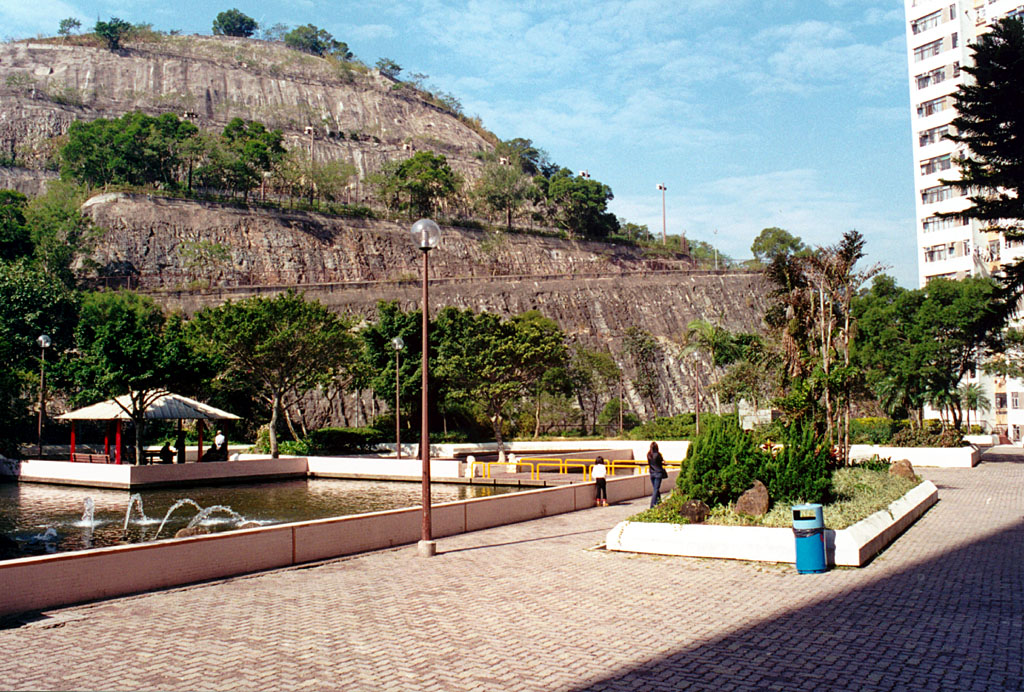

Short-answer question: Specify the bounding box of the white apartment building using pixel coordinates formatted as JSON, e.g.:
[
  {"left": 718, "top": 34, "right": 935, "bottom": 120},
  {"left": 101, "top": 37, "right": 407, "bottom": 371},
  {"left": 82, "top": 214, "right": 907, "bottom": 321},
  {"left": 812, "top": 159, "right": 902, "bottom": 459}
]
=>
[{"left": 904, "top": 0, "right": 1024, "bottom": 438}]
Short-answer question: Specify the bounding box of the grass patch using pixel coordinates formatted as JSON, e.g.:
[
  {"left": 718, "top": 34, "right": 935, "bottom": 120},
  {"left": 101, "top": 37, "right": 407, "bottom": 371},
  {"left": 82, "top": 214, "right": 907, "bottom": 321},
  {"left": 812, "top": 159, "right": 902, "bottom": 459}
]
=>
[{"left": 629, "top": 467, "right": 920, "bottom": 531}]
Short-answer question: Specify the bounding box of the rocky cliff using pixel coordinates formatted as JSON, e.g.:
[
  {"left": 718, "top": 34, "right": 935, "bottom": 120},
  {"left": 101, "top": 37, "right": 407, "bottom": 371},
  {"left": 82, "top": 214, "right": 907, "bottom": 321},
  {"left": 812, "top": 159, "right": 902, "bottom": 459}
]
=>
[
  {"left": 0, "top": 36, "right": 491, "bottom": 193},
  {"left": 81, "top": 193, "right": 768, "bottom": 426}
]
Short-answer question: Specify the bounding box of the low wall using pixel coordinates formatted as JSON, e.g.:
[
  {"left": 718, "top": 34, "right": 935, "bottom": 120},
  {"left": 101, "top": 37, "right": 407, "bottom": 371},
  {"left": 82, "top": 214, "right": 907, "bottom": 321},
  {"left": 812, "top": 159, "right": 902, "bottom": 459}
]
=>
[
  {"left": 1, "top": 457, "right": 308, "bottom": 489},
  {"left": 0, "top": 471, "right": 676, "bottom": 617},
  {"left": 306, "top": 456, "right": 461, "bottom": 479},
  {"left": 606, "top": 481, "right": 938, "bottom": 567},
  {"left": 436, "top": 440, "right": 691, "bottom": 462},
  {"left": 849, "top": 445, "right": 981, "bottom": 468}
]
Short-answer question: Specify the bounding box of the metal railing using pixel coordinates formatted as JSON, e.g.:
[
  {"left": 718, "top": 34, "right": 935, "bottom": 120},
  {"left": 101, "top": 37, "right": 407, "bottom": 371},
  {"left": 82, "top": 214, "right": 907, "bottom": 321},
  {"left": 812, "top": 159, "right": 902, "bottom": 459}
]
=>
[{"left": 470, "top": 456, "right": 683, "bottom": 482}]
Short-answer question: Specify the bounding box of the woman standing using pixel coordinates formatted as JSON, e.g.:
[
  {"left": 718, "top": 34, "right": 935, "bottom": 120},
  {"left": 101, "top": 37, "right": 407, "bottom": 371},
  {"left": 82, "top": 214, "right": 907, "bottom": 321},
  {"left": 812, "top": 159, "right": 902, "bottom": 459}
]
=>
[
  {"left": 647, "top": 441, "right": 666, "bottom": 508},
  {"left": 592, "top": 456, "right": 608, "bottom": 506}
]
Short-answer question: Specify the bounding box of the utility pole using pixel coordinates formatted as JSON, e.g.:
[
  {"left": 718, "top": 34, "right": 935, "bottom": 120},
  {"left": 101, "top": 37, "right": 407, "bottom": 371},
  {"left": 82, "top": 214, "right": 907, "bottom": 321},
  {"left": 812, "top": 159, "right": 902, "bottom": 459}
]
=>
[{"left": 656, "top": 183, "right": 667, "bottom": 245}]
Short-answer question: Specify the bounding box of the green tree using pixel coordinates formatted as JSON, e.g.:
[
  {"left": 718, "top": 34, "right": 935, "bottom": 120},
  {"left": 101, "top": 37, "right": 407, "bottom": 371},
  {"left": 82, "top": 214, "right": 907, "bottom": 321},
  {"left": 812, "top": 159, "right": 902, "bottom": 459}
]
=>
[
  {"left": 199, "top": 118, "right": 285, "bottom": 199},
  {"left": 93, "top": 17, "right": 132, "bottom": 50},
  {"left": 568, "top": 346, "right": 620, "bottom": 435},
  {"left": 682, "top": 319, "right": 739, "bottom": 416},
  {"left": 750, "top": 227, "right": 807, "bottom": 263},
  {"left": 188, "top": 290, "right": 359, "bottom": 458},
  {"left": 958, "top": 383, "right": 991, "bottom": 429},
  {"left": 474, "top": 159, "right": 530, "bottom": 231},
  {"left": 359, "top": 301, "right": 423, "bottom": 428},
  {"left": 542, "top": 168, "right": 618, "bottom": 240},
  {"left": 369, "top": 151, "right": 458, "bottom": 218},
  {"left": 63, "top": 292, "right": 206, "bottom": 464},
  {"left": 375, "top": 58, "right": 402, "bottom": 79},
  {"left": 943, "top": 17, "right": 1024, "bottom": 322},
  {"left": 58, "top": 18, "right": 81, "bottom": 39},
  {"left": 25, "top": 181, "right": 94, "bottom": 287},
  {"left": 623, "top": 326, "right": 661, "bottom": 419},
  {"left": 435, "top": 307, "right": 566, "bottom": 457},
  {"left": 212, "top": 9, "right": 258, "bottom": 37},
  {"left": 284, "top": 24, "right": 352, "bottom": 58},
  {"left": 0, "top": 190, "right": 32, "bottom": 261}
]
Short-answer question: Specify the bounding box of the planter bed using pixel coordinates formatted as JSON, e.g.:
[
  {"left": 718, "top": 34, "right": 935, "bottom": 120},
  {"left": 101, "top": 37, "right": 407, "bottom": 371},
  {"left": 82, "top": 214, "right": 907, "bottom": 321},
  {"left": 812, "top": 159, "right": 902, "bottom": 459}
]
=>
[
  {"left": 848, "top": 444, "right": 980, "bottom": 468},
  {"left": 605, "top": 480, "right": 938, "bottom": 567}
]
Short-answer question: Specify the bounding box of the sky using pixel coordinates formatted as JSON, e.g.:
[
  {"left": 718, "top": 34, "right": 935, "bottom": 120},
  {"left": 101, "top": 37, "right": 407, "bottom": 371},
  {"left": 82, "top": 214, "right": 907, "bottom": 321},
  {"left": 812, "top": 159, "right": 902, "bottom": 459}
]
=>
[{"left": 1, "top": 0, "right": 919, "bottom": 285}]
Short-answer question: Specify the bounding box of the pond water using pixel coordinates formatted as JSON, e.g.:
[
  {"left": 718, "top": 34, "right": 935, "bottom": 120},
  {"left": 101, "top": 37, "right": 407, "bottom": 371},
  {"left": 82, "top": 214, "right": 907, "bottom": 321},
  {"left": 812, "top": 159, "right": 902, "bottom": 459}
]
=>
[{"left": 0, "top": 479, "right": 517, "bottom": 557}]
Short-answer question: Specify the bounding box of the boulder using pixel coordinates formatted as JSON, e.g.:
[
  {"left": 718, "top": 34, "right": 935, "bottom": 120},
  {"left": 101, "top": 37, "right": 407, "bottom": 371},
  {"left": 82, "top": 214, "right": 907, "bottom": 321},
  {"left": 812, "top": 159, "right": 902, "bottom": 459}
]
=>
[
  {"left": 678, "top": 500, "right": 710, "bottom": 524},
  {"left": 890, "top": 459, "right": 916, "bottom": 480},
  {"left": 174, "top": 525, "right": 210, "bottom": 539},
  {"left": 734, "top": 480, "right": 770, "bottom": 517}
]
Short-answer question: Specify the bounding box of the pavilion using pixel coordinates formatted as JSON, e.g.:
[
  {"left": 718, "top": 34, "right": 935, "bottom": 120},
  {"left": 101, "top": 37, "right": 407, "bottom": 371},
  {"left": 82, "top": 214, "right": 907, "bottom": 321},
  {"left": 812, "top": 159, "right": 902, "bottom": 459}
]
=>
[{"left": 58, "top": 391, "right": 240, "bottom": 464}]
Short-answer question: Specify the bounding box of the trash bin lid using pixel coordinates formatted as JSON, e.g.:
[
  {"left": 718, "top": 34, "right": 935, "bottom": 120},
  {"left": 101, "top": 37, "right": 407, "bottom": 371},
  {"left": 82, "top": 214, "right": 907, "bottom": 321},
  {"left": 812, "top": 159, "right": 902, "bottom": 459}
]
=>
[{"left": 791, "top": 503, "right": 824, "bottom": 528}]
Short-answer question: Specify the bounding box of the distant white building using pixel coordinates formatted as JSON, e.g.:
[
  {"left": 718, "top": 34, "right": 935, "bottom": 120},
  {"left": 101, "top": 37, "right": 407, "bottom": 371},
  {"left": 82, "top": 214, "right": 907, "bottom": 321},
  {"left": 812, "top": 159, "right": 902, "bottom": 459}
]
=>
[{"left": 903, "top": 0, "right": 1024, "bottom": 439}]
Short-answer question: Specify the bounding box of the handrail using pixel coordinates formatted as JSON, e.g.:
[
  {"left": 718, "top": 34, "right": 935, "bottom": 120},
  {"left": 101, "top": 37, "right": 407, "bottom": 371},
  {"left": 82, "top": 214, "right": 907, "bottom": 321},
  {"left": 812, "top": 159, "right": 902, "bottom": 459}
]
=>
[{"left": 469, "top": 457, "right": 684, "bottom": 482}]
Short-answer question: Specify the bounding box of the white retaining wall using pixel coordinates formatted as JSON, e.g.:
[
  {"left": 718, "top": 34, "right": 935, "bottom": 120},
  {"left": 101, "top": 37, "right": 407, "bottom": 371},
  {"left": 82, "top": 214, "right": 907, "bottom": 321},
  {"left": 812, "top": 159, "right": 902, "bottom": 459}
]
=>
[{"left": 848, "top": 445, "right": 981, "bottom": 468}]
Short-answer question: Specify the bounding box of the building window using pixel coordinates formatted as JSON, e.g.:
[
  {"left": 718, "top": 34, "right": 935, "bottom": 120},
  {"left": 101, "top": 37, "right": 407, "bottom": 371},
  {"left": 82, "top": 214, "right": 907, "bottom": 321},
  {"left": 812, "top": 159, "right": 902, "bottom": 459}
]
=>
[
  {"left": 914, "top": 38, "right": 945, "bottom": 62},
  {"left": 911, "top": 10, "right": 943, "bottom": 34},
  {"left": 996, "top": 393, "right": 1008, "bottom": 411},
  {"left": 917, "top": 96, "right": 948, "bottom": 118},
  {"left": 921, "top": 185, "right": 958, "bottom": 204},
  {"left": 916, "top": 66, "right": 948, "bottom": 89},
  {"left": 921, "top": 154, "right": 952, "bottom": 175},
  {"left": 919, "top": 124, "right": 952, "bottom": 146},
  {"left": 923, "top": 240, "right": 969, "bottom": 262},
  {"left": 922, "top": 214, "right": 964, "bottom": 233},
  {"left": 952, "top": 32, "right": 958, "bottom": 48},
  {"left": 1012, "top": 392, "right": 1020, "bottom": 409},
  {"left": 1014, "top": 425, "right": 1021, "bottom": 441}
]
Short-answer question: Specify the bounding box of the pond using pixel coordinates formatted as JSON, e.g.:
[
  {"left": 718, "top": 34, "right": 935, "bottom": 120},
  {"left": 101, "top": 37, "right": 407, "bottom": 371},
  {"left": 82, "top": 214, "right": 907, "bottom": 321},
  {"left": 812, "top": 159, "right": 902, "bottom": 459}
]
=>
[{"left": 0, "top": 479, "right": 517, "bottom": 557}]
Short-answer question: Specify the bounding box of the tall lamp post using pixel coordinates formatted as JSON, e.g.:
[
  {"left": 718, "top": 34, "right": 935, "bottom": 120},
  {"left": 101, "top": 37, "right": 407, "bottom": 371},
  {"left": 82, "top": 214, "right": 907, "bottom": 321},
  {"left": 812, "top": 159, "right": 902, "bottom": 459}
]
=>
[
  {"left": 37, "top": 334, "right": 51, "bottom": 458},
  {"left": 656, "top": 183, "right": 667, "bottom": 245},
  {"left": 411, "top": 218, "right": 441, "bottom": 557},
  {"left": 391, "top": 336, "right": 405, "bottom": 460}
]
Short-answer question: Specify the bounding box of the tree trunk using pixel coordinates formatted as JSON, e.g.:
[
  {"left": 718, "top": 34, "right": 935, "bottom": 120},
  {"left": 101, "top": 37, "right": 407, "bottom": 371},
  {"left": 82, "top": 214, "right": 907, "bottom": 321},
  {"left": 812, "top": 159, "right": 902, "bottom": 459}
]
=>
[
  {"left": 492, "top": 414, "right": 505, "bottom": 458},
  {"left": 269, "top": 392, "right": 281, "bottom": 458}
]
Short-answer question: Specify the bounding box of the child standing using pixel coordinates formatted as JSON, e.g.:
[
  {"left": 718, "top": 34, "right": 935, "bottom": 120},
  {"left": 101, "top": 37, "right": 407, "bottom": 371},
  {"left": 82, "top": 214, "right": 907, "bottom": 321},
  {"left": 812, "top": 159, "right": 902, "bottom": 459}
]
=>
[{"left": 593, "top": 456, "right": 608, "bottom": 506}]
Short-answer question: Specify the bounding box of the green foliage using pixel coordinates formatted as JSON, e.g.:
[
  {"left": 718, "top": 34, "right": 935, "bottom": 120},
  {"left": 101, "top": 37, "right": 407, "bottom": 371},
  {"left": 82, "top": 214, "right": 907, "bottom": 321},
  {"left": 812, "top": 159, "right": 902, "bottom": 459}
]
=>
[
  {"left": 750, "top": 227, "right": 807, "bottom": 263},
  {"left": 677, "top": 416, "right": 767, "bottom": 507},
  {"left": 540, "top": 167, "right": 618, "bottom": 240},
  {"left": 284, "top": 24, "right": 352, "bottom": 59},
  {"left": 368, "top": 151, "right": 458, "bottom": 218},
  {"left": 0, "top": 190, "right": 32, "bottom": 261},
  {"left": 849, "top": 417, "right": 899, "bottom": 445},
  {"left": 58, "top": 18, "right": 81, "bottom": 38},
  {"left": 623, "top": 326, "right": 661, "bottom": 418},
  {"left": 212, "top": 9, "right": 258, "bottom": 37},
  {"left": 375, "top": 58, "right": 401, "bottom": 79},
  {"left": 889, "top": 425, "right": 965, "bottom": 448},
  {"left": 61, "top": 112, "right": 200, "bottom": 189},
  {"left": 473, "top": 159, "right": 531, "bottom": 231},
  {"left": 765, "top": 421, "right": 834, "bottom": 505},
  {"left": 93, "top": 17, "right": 132, "bottom": 50},
  {"left": 852, "top": 454, "right": 891, "bottom": 472},
  {"left": 305, "top": 427, "right": 388, "bottom": 454},
  {"left": 597, "top": 398, "right": 640, "bottom": 432},
  {"left": 567, "top": 346, "right": 620, "bottom": 435},
  {"left": 629, "top": 413, "right": 698, "bottom": 440},
  {"left": 25, "top": 181, "right": 95, "bottom": 287}
]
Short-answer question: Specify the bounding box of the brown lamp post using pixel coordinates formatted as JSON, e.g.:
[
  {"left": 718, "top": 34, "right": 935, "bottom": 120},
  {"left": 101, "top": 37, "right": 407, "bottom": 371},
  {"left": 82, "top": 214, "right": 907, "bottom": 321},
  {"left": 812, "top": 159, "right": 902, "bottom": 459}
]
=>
[{"left": 411, "top": 218, "right": 440, "bottom": 557}]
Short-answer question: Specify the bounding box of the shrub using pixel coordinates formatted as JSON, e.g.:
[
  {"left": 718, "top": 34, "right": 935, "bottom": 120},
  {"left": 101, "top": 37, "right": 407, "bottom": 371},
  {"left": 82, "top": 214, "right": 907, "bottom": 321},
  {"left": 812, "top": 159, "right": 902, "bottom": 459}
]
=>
[
  {"left": 765, "top": 421, "right": 834, "bottom": 505},
  {"left": 677, "top": 416, "right": 767, "bottom": 507},
  {"left": 889, "top": 425, "right": 965, "bottom": 448},
  {"left": 305, "top": 427, "right": 388, "bottom": 454},
  {"left": 849, "top": 417, "right": 899, "bottom": 445}
]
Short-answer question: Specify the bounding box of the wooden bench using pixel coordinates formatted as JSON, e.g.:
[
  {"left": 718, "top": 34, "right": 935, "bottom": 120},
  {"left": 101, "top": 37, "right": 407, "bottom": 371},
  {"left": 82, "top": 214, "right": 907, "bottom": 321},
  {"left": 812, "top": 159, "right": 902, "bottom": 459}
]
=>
[{"left": 71, "top": 453, "right": 112, "bottom": 464}]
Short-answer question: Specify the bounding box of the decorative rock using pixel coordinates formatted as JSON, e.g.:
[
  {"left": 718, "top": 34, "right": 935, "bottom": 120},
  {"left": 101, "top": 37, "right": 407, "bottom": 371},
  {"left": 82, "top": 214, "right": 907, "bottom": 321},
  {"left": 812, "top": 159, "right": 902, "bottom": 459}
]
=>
[
  {"left": 890, "top": 459, "right": 916, "bottom": 480},
  {"left": 734, "top": 480, "right": 770, "bottom": 517},
  {"left": 237, "top": 521, "right": 262, "bottom": 530},
  {"left": 678, "top": 500, "right": 710, "bottom": 524},
  {"left": 174, "top": 525, "right": 210, "bottom": 539}
]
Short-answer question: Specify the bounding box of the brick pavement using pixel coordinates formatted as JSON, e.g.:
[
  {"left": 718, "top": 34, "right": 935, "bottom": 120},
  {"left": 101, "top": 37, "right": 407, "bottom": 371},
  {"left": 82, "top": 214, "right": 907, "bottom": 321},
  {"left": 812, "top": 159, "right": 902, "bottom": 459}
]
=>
[{"left": 1, "top": 450, "right": 1023, "bottom": 691}]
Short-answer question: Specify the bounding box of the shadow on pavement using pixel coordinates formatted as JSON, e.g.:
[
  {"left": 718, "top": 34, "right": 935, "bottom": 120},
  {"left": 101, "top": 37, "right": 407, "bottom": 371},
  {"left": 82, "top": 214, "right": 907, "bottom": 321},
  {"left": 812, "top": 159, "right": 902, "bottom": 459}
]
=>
[{"left": 574, "top": 510, "right": 1024, "bottom": 691}]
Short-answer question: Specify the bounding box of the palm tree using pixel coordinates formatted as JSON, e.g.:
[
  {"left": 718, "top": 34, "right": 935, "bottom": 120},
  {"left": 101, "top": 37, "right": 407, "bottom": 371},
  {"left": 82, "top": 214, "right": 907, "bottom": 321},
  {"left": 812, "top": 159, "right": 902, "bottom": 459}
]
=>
[
  {"left": 958, "top": 383, "right": 991, "bottom": 430},
  {"left": 682, "top": 319, "right": 736, "bottom": 415}
]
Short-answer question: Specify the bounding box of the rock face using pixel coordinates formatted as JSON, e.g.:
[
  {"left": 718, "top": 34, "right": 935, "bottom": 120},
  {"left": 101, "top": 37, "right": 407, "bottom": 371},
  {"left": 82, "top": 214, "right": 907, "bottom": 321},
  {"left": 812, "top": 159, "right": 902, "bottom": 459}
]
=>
[
  {"left": 679, "top": 500, "right": 710, "bottom": 524},
  {"left": 734, "top": 480, "right": 770, "bottom": 517},
  {"left": 0, "top": 36, "right": 491, "bottom": 185},
  {"left": 890, "top": 459, "right": 916, "bottom": 480}
]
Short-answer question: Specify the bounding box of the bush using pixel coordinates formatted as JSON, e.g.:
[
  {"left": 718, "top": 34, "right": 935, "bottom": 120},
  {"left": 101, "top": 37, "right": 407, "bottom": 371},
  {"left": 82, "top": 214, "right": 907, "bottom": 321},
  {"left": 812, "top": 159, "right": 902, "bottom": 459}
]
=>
[
  {"left": 849, "top": 417, "right": 900, "bottom": 445},
  {"left": 305, "top": 427, "right": 388, "bottom": 454},
  {"left": 676, "top": 416, "right": 767, "bottom": 507},
  {"left": 765, "top": 421, "right": 834, "bottom": 505},
  {"left": 889, "top": 425, "right": 965, "bottom": 448}
]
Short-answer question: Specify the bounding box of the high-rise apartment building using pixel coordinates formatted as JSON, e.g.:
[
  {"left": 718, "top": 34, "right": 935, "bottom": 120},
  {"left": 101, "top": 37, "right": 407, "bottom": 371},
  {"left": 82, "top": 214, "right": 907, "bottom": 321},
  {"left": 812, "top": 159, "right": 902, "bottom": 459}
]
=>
[{"left": 904, "top": 0, "right": 1024, "bottom": 438}]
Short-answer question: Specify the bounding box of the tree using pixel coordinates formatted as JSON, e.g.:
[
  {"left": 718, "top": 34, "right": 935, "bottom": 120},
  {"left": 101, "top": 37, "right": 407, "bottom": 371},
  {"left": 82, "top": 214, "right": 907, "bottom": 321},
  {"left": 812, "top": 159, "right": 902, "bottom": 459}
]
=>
[
  {"left": 623, "top": 327, "right": 661, "bottom": 418},
  {"left": 375, "top": 58, "right": 402, "bottom": 79},
  {"left": 212, "top": 9, "right": 258, "bottom": 37},
  {"left": 568, "top": 346, "right": 620, "bottom": 435},
  {"left": 435, "top": 307, "right": 566, "bottom": 457},
  {"left": 943, "top": 17, "right": 1024, "bottom": 323},
  {"left": 682, "top": 319, "right": 738, "bottom": 415},
  {"left": 474, "top": 159, "right": 530, "bottom": 231},
  {"left": 542, "top": 168, "right": 618, "bottom": 240},
  {"left": 63, "top": 292, "right": 206, "bottom": 465},
  {"left": 202, "top": 118, "right": 285, "bottom": 199},
  {"left": 25, "top": 181, "right": 94, "bottom": 287},
  {"left": 58, "top": 18, "right": 81, "bottom": 39},
  {"left": 958, "top": 383, "right": 991, "bottom": 429},
  {"left": 359, "top": 301, "right": 423, "bottom": 428},
  {"left": 188, "top": 291, "right": 359, "bottom": 458},
  {"left": 93, "top": 17, "right": 132, "bottom": 50},
  {"left": 0, "top": 190, "right": 32, "bottom": 261},
  {"left": 369, "top": 151, "right": 458, "bottom": 218},
  {"left": 750, "top": 227, "right": 807, "bottom": 263},
  {"left": 284, "top": 24, "right": 352, "bottom": 59}
]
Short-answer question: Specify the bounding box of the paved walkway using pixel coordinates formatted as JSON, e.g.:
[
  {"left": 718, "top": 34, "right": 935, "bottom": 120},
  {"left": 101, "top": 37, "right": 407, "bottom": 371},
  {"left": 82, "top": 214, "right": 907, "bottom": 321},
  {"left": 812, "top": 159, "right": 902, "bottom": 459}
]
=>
[{"left": 2, "top": 450, "right": 1023, "bottom": 691}]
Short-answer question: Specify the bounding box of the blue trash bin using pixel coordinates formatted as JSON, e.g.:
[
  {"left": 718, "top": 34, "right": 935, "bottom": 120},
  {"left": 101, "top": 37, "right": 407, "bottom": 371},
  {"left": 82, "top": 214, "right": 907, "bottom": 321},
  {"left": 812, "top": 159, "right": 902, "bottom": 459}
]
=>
[{"left": 792, "top": 503, "right": 826, "bottom": 574}]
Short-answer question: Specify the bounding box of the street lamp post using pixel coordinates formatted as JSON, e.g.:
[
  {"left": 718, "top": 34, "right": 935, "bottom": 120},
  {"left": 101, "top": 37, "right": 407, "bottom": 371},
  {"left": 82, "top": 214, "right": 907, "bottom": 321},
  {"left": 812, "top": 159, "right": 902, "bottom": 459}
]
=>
[
  {"left": 411, "top": 218, "right": 441, "bottom": 557},
  {"left": 391, "top": 336, "right": 405, "bottom": 460},
  {"left": 656, "top": 183, "right": 667, "bottom": 245},
  {"left": 37, "top": 334, "right": 51, "bottom": 458}
]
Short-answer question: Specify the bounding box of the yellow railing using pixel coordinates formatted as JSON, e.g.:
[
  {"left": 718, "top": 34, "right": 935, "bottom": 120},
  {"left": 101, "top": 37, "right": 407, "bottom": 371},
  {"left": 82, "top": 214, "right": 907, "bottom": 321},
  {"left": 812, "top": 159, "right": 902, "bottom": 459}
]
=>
[{"left": 469, "top": 457, "right": 683, "bottom": 481}]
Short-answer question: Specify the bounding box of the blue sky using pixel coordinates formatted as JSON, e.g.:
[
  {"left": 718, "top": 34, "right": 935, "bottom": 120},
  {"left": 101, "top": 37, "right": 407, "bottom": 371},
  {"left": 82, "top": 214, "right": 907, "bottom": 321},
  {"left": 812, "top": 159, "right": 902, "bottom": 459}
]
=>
[{"left": 1, "top": 0, "right": 918, "bottom": 285}]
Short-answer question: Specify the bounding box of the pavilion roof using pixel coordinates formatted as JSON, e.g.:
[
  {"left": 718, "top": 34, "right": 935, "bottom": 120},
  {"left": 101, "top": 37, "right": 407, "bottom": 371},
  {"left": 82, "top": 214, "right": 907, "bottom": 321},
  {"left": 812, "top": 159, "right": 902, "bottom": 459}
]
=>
[{"left": 58, "top": 392, "right": 241, "bottom": 421}]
